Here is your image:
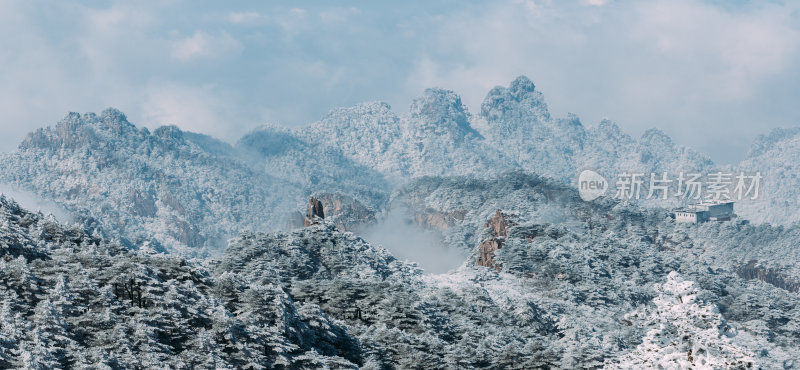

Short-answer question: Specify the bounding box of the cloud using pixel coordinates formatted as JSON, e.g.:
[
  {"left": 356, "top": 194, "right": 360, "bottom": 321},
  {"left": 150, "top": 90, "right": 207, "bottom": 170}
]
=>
[
  {"left": 0, "top": 0, "right": 799, "bottom": 166},
  {"left": 171, "top": 31, "right": 242, "bottom": 62},
  {"left": 626, "top": 1, "right": 800, "bottom": 99},
  {"left": 361, "top": 206, "right": 467, "bottom": 274},
  {"left": 319, "top": 7, "right": 361, "bottom": 24},
  {"left": 404, "top": 0, "right": 800, "bottom": 163},
  {"left": 140, "top": 83, "right": 250, "bottom": 142},
  {"left": 227, "top": 11, "right": 262, "bottom": 25},
  {"left": 86, "top": 7, "right": 127, "bottom": 30},
  {"left": 0, "top": 184, "right": 73, "bottom": 223},
  {"left": 583, "top": 0, "right": 608, "bottom": 6}
]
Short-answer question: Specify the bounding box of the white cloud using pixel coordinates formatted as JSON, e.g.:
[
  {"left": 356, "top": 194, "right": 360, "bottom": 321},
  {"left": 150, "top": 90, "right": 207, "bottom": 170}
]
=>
[
  {"left": 583, "top": 0, "right": 608, "bottom": 6},
  {"left": 0, "top": 0, "right": 798, "bottom": 165},
  {"left": 226, "top": 8, "right": 309, "bottom": 35},
  {"left": 0, "top": 184, "right": 73, "bottom": 223},
  {"left": 86, "top": 8, "right": 127, "bottom": 30},
  {"left": 139, "top": 83, "right": 255, "bottom": 143},
  {"left": 404, "top": 0, "right": 800, "bottom": 163},
  {"left": 362, "top": 206, "right": 467, "bottom": 274},
  {"left": 630, "top": 1, "right": 800, "bottom": 100},
  {"left": 227, "top": 11, "right": 262, "bottom": 24},
  {"left": 170, "top": 31, "right": 242, "bottom": 62},
  {"left": 319, "top": 7, "right": 361, "bottom": 24}
]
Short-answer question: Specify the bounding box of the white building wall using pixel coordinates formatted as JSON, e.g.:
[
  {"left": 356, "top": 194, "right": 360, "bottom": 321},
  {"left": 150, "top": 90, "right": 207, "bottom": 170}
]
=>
[{"left": 675, "top": 212, "right": 697, "bottom": 223}]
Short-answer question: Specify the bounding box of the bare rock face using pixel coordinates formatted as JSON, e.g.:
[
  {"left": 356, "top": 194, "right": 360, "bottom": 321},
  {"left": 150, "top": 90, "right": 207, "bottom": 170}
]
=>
[
  {"left": 734, "top": 260, "right": 800, "bottom": 293},
  {"left": 160, "top": 191, "right": 186, "bottom": 216},
  {"left": 174, "top": 219, "right": 204, "bottom": 247},
  {"left": 476, "top": 238, "right": 504, "bottom": 271},
  {"left": 315, "top": 193, "right": 376, "bottom": 231},
  {"left": 476, "top": 210, "right": 516, "bottom": 271},
  {"left": 304, "top": 197, "right": 325, "bottom": 227},
  {"left": 412, "top": 208, "right": 468, "bottom": 231},
  {"left": 128, "top": 188, "right": 157, "bottom": 218},
  {"left": 487, "top": 209, "right": 510, "bottom": 238},
  {"left": 292, "top": 194, "right": 376, "bottom": 231}
]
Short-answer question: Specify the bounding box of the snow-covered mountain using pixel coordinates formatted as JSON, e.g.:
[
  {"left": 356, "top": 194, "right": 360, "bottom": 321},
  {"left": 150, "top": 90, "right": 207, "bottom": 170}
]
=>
[
  {"left": 397, "top": 173, "right": 800, "bottom": 367},
  {"left": 0, "top": 109, "right": 309, "bottom": 255},
  {"left": 0, "top": 195, "right": 366, "bottom": 368},
  {"left": 0, "top": 75, "right": 798, "bottom": 258},
  {"left": 237, "top": 123, "right": 391, "bottom": 207},
  {"left": 0, "top": 109, "right": 393, "bottom": 256},
  {"left": 472, "top": 76, "right": 716, "bottom": 184},
  {"left": 736, "top": 127, "right": 800, "bottom": 225},
  {"left": 300, "top": 88, "right": 510, "bottom": 181},
  {"left": 2, "top": 70, "right": 800, "bottom": 369},
  {"left": 298, "top": 76, "right": 716, "bottom": 186},
  {"left": 2, "top": 171, "right": 798, "bottom": 368}
]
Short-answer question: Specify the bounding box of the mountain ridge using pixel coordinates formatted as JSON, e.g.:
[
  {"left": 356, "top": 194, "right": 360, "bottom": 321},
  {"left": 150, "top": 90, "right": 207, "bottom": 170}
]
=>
[{"left": 0, "top": 76, "right": 798, "bottom": 257}]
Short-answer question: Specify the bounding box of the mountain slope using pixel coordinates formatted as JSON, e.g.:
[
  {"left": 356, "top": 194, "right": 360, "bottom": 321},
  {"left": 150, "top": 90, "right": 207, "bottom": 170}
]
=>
[
  {"left": 237, "top": 124, "right": 391, "bottom": 207},
  {"left": 0, "top": 110, "right": 308, "bottom": 255},
  {"left": 2, "top": 169, "right": 799, "bottom": 368},
  {"left": 0, "top": 196, "right": 365, "bottom": 368},
  {"left": 736, "top": 127, "right": 800, "bottom": 225},
  {"left": 1, "top": 75, "right": 798, "bottom": 265},
  {"left": 300, "top": 89, "right": 512, "bottom": 181},
  {"left": 472, "top": 76, "right": 716, "bottom": 185}
]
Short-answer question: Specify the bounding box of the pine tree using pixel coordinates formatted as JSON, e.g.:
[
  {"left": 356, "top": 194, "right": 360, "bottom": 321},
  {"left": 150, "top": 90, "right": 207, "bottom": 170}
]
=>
[
  {"left": 0, "top": 297, "right": 24, "bottom": 368},
  {"left": 608, "top": 272, "right": 756, "bottom": 369},
  {"left": 29, "top": 299, "right": 79, "bottom": 367}
]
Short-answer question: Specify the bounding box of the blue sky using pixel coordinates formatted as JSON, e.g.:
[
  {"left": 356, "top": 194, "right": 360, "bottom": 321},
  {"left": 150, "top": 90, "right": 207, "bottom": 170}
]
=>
[{"left": 1, "top": 0, "right": 799, "bottom": 164}]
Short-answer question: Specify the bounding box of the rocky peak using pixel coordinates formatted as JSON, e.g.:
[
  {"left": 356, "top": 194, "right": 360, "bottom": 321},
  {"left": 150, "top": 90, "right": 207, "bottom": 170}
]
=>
[
  {"left": 20, "top": 112, "right": 91, "bottom": 150},
  {"left": 745, "top": 127, "right": 800, "bottom": 159},
  {"left": 99, "top": 107, "right": 135, "bottom": 133},
  {"left": 309, "top": 101, "right": 400, "bottom": 146},
  {"left": 287, "top": 193, "right": 376, "bottom": 231},
  {"left": 586, "top": 119, "right": 635, "bottom": 148},
  {"left": 408, "top": 88, "right": 478, "bottom": 137},
  {"left": 487, "top": 209, "right": 512, "bottom": 238},
  {"left": 480, "top": 75, "right": 551, "bottom": 122},
  {"left": 304, "top": 197, "right": 325, "bottom": 227},
  {"left": 640, "top": 128, "right": 675, "bottom": 149},
  {"left": 153, "top": 125, "right": 186, "bottom": 143},
  {"left": 508, "top": 75, "right": 536, "bottom": 96},
  {"left": 19, "top": 108, "right": 139, "bottom": 151},
  {"left": 594, "top": 119, "right": 623, "bottom": 137}
]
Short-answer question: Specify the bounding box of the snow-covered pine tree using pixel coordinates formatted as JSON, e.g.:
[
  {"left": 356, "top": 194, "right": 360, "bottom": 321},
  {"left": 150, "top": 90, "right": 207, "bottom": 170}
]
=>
[{"left": 608, "top": 272, "right": 756, "bottom": 369}]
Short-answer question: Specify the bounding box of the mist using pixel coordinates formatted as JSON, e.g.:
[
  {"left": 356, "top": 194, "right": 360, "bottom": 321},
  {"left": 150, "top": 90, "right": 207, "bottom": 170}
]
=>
[
  {"left": 0, "top": 184, "right": 73, "bottom": 223},
  {"left": 361, "top": 206, "right": 467, "bottom": 274}
]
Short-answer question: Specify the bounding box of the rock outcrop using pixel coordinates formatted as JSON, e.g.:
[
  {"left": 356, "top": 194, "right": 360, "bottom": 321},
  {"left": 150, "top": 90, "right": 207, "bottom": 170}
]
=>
[
  {"left": 290, "top": 193, "right": 376, "bottom": 231},
  {"left": 476, "top": 210, "right": 515, "bottom": 271},
  {"left": 413, "top": 208, "right": 468, "bottom": 231},
  {"left": 734, "top": 260, "right": 800, "bottom": 293},
  {"left": 304, "top": 197, "right": 325, "bottom": 226},
  {"left": 315, "top": 192, "right": 376, "bottom": 231}
]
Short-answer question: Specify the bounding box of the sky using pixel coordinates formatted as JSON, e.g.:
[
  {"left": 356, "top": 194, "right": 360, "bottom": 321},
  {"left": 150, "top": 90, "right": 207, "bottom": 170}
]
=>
[{"left": 1, "top": 0, "right": 799, "bottom": 164}]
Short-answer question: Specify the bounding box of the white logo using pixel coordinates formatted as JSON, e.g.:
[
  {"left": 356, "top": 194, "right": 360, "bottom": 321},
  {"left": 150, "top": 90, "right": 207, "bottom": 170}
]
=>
[{"left": 578, "top": 169, "right": 608, "bottom": 201}]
